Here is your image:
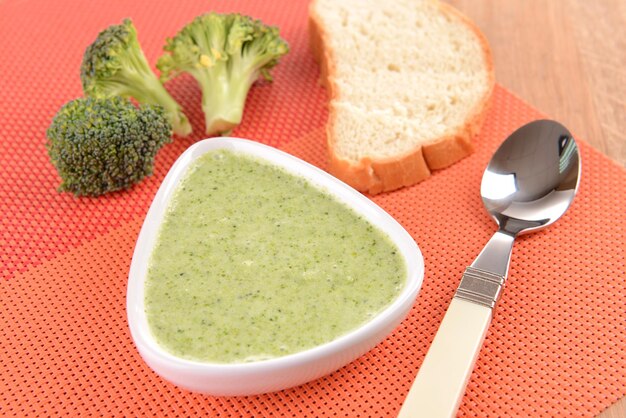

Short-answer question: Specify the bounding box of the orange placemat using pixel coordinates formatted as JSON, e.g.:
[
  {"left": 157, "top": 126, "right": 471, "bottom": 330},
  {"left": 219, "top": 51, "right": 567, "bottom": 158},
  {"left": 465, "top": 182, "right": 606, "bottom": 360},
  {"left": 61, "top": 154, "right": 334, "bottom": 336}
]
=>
[{"left": 1, "top": 0, "right": 625, "bottom": 416}]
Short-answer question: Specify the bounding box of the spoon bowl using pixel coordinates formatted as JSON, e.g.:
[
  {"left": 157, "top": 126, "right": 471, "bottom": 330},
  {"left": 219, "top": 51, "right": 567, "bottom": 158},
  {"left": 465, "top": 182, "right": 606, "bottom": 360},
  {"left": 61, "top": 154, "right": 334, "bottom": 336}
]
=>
[{"left": 481, "top": 120, "right": 581, "bottom": 235}]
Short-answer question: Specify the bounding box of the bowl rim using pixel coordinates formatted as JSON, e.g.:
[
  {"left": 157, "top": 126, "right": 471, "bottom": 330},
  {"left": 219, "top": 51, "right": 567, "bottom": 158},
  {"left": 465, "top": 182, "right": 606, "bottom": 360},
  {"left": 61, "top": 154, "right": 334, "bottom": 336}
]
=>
[{"left": 127, "top": 137, "right": 424, "bottom": 373}]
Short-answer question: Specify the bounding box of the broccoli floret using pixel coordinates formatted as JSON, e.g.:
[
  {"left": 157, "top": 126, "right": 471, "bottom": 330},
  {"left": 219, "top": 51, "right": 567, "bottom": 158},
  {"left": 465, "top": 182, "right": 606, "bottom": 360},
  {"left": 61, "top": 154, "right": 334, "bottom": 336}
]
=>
[
  {"left": 157, "top": 13, "right": 289, "bottom": 135},
  {"left": 46, "top": 97, "right": 172, "bottom": 196},
  {"left": 81, "top": 19, "right": 192, "bottom": 137}
]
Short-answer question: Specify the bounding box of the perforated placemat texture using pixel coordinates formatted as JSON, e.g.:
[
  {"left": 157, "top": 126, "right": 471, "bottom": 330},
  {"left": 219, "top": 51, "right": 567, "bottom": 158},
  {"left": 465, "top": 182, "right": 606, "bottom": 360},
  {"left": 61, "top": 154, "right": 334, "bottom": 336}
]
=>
[{"left": 1, "top": 0, "right": 625, "bottom": 416}]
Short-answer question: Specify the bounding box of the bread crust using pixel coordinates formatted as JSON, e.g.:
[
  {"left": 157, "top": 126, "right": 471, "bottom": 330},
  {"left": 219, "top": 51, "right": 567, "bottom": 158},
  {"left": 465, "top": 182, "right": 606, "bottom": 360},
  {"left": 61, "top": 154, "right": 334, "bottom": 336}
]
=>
[{"left": 309, "top": 0, "right": 495, "bottom": 194}]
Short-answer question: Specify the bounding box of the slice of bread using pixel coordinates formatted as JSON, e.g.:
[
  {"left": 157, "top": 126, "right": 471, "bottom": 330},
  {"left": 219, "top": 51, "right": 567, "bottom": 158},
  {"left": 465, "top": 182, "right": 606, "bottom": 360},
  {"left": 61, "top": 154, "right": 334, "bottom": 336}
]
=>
[{"left": 309, "top": 0, "right": 495, "bottom": 194}]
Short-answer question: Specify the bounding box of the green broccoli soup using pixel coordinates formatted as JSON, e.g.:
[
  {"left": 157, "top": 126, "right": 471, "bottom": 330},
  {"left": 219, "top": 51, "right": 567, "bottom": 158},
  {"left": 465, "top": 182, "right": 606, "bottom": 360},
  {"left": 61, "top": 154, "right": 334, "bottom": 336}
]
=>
[{"left": 145, "top": 150, "right": 406, "bottom": 363}]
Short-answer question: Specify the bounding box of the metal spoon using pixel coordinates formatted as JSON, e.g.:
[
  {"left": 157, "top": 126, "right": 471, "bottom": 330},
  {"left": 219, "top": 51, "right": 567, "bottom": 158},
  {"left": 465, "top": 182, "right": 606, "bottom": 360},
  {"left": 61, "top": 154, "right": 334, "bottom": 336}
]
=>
[{"left": 399, "top": 120, "right": 581, "bottom": 417}]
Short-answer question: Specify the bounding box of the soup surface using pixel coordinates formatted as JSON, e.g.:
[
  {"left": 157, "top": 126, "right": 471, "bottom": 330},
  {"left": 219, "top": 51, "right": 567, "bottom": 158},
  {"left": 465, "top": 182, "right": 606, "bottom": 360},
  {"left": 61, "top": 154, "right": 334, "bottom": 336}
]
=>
[{"left": 145, "top": 150, "right": 406, "bottom": 363}]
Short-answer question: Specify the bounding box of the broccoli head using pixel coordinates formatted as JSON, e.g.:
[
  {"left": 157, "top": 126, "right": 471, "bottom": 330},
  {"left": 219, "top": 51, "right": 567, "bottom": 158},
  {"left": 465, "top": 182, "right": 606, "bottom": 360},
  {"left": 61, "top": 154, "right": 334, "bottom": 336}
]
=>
[
  {"left": 157, "top": 13, "right": 289, "bottom": 135},
  {"left": 81, "top": 19, "right": 192, "bottom": 137},
  {"left": 46, "top": 97, "right": 172, "bottom": 196}
]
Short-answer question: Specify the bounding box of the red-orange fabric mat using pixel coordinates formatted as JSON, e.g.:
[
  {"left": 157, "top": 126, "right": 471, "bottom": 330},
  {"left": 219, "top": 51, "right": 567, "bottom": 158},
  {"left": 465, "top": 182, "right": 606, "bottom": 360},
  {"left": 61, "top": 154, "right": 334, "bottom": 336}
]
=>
[{"left": 1, "top": 0, "right": 625, "bottom": 416}]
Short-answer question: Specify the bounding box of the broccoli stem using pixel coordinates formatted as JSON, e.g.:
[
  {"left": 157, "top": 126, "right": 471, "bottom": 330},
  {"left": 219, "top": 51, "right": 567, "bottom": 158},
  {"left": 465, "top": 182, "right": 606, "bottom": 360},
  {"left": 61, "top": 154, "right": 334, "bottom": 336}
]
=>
[
  {"left": 127, "top": 73, "right": 192, "bottom": 137},
  {"left": 194, "top": 64, "right": 256, "bottom": 136}
]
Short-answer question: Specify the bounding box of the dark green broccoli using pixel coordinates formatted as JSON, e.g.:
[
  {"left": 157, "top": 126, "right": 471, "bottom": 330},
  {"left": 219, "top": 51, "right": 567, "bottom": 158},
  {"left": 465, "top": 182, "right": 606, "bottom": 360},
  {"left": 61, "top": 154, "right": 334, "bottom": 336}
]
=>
[
  {"left": 46, "top": 97, "right": 171, "bottom": 196},
  {"left": 81, "top": 19, "right": 192, "bottom": 137},
  {"left": 157, "top": 13, "right": 289, "bottom": 135}
]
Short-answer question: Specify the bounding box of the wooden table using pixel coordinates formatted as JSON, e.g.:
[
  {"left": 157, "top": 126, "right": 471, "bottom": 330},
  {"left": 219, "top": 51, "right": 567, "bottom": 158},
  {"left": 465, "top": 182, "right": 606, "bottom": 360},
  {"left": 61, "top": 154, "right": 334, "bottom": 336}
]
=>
[
  {"left": 445, "top": 1, "right": 626, "bottom": 416},
  {"left": 446, "top": 0, "right": 625, "bottom": 168}
]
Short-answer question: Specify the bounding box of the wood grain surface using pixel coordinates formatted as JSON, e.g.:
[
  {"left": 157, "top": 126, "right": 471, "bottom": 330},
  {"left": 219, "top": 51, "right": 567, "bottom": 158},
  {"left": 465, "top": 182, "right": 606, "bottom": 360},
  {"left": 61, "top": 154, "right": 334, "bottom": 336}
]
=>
[
  {"left": 446, "top": 0, "right": 626, "bottom": 168},
  {"left": 444, "top": 1, "right": 626, "bottom": 416}
]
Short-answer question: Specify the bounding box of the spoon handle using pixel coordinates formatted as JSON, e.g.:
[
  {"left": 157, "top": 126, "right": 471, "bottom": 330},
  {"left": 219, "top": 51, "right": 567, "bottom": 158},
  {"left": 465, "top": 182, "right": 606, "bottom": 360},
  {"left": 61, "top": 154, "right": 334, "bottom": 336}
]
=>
[
  {"left": 399, "top": 231, "right": 515, "bottom": 417},
  {"left": 397, "top": 298, "right": 492, "bottom": 418}
]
